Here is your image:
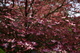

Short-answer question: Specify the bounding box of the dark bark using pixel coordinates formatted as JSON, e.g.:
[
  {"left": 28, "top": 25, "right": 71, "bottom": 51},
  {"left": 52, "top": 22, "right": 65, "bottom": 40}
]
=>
[
  {"left": 12, "top": 0, "right": 14, "bottom": 7},
  {"left": 30, "top": 0, "right": 34, "bottom": 17},
  {"left": 5, "top": 0, "right": 6, "bottom": 4},
  {"left": 25, "top": 0, "right": 28, "bottom": 16}
]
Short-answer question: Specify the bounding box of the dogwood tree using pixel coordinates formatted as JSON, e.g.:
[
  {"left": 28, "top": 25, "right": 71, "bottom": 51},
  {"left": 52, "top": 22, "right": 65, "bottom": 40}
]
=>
[{"left": 0, "top": 0, "right": 80, "bottom": 53}]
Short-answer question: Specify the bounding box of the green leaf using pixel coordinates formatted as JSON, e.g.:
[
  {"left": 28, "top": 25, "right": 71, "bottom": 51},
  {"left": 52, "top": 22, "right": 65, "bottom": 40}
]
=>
[
  {"left": 68, "top": 28, "right": 72, "bottom": 32},
  {"left": 0, "top": 48, "right": 6, "bottom": 53},
  {"left": 78, "top": 48, "right": 80, "bottom": 51}
]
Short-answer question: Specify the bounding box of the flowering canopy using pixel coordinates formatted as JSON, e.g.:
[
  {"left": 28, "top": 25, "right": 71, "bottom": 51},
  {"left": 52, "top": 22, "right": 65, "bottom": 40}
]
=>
[{"left": 0, "top": 0, "right": 80, "bottom": 53}]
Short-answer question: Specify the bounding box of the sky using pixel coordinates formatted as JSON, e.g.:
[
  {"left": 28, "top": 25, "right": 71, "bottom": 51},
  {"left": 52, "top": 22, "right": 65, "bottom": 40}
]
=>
[{"left": 68, "top": 0, "right": 80, "bottom": 17}]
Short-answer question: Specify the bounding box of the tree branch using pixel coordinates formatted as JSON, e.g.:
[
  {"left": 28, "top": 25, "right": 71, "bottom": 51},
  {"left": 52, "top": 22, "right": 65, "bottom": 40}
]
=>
[
  {"left": 44, "top": 0, "right": 65, "bottom": 18},
  {"left": 25, "top": 0, "right": 28, "bottom": 16}
]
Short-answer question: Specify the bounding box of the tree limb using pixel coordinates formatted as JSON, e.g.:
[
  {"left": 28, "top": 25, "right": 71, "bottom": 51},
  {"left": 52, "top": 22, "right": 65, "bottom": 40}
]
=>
[{"left": 44, "top": 0, "right": 66, "bottom": 18}]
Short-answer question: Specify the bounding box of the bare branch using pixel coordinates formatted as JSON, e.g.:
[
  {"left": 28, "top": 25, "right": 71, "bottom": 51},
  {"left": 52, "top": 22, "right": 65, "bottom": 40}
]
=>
[
  {"left": 25, "top": 0, "right": 28, "bottom": 16},
  {"left": 44, "top": 0, "right": 66, "bottom": 18}
]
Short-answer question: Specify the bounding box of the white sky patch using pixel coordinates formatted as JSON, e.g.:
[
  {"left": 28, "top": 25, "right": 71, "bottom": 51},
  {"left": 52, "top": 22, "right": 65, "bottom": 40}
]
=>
[
  {"left": 68, "top": 1, "right": 80, "bottom": 17},
  {"left": 74, "top": 13, "right": 80, "bottom": 17}
]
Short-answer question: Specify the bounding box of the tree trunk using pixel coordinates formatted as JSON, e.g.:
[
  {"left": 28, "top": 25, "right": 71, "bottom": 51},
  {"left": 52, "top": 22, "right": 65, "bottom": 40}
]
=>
[
  {"left": 12, "top": 0, "right": 14, "bottom": 7},
  {"left": 25, "top": 0, "right": 28, "bottom": 16}
]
